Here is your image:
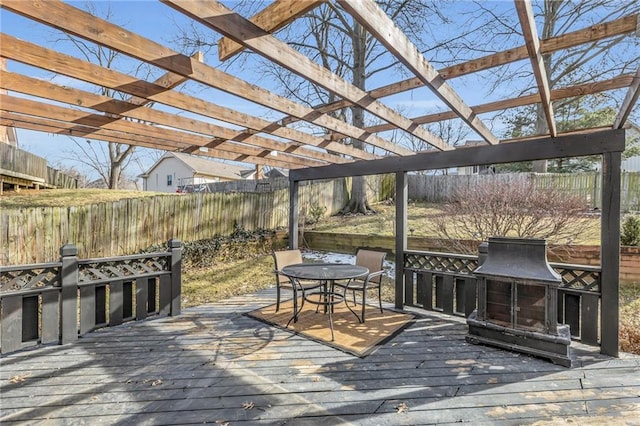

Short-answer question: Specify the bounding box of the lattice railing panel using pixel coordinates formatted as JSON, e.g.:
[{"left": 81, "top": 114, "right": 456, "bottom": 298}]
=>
[
  {"left": 404, "top": 252, "right": 478, "bottom": 275},
  {"left": 78, "top": 256, "right": 170, "bottom": 283},
  {"left": 0, "top": 265, "right": 60, "bottom": 293},
  {"left": 553, "top": 265, "right": 600, "bottom": 293}
]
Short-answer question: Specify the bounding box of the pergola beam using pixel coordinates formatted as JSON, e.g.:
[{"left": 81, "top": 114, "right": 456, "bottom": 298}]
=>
[
  {"left": 1, "top": 112, "right": 298, "bottom": 168},
  {"left": 1, "top": 0, "right": 402, "bottom": 157},
  {"left": 218, "top": 0, "right": 324, "bottom": 61},
  {"left": 163, "top": 0, "right": 450, "bottom": 152},
  {"left": 338, "top": 0, "right": 498, "bottom": 145},
  {"left": 291, "top": 129, "right": 626, "bottom": 181},
  {"left": 614, "top": 67, "right": 640, "bottom": 129},
  {"left": 515, "top": 0, "right": 557, "bottom": 137}
]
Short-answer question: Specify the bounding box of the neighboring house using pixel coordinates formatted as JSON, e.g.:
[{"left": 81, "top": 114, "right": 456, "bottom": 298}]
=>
[
  {"left": 140, "top": 152, "right": 254, "bottom": 193},
  {"left": 265, "top": 168, "right": 289, "bottom": 179}
]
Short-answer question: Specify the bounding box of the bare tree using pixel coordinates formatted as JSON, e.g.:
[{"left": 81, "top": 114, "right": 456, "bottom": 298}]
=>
[
  {"left": 51, "top": 2, "right": 151, "bottom": 189},
  {"left": 463, "top": 1, "right": 640, "bottom": 171},
  {"left": 431, "top": 179, "right": 596, "bottom": 255},
  {"left": 174, "top": 0, "right": 448, "bottom": 214}
]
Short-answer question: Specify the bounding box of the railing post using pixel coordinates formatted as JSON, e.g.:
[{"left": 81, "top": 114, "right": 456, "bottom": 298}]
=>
[
  {"left": 59, "top": 244, "right": 78, "bottom": 344},
  {"left": 168, "top": 239, "right": 182, "bottom": 316}
]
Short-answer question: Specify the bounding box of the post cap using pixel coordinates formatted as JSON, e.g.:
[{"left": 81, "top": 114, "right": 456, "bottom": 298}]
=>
[{"left": 60, "top": 244, "right": 78, "bottom": 257}]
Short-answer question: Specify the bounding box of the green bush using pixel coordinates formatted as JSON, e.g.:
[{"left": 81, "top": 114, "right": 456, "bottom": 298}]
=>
[
  {"left": 306, "top": 204, "right": 327, "bottom": 224},
  {"left": 621, "top": 215, "right": 640, "bottom": 246}
]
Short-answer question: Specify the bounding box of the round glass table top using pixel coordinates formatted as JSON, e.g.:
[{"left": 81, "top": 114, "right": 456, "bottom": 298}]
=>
[{"left": 281, "top": 263, "right": 368, "bottom": 281}]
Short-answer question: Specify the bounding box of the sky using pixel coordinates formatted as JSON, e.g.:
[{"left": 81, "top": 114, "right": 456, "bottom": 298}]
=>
[{"left": 1, "top": 0, "right": 638, "bottom": 183}]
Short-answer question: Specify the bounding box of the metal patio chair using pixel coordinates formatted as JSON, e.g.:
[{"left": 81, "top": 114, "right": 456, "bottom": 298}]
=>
[{"left": 335, "top": 249, "right": 386, "bottom": 323}]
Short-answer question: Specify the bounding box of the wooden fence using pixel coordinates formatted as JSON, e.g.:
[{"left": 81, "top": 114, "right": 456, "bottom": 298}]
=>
[
  {"left": 1, "top": 179, "right": 350, "bottom": 264},
  {"left": 408, "top": 172, "right": 640, "bottom": 211},
  {"left": 0, "top": 142, "right": 47, "bottom": 180},
  {"left": 47, "top": 166, "right": 78, "bottom": 189},
  {"left": 0, "top": 143, "right": 77, "bottom": 189},
  {"left": 0, "top": 240, "right": 182, "bottom": 354}
]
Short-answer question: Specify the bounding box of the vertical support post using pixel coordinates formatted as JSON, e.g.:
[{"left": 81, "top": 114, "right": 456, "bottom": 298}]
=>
[
  {"left": 289, "top": 179, "right": 299, "bottom": 249},
  {"left": 395, "top": 171, "right": 407, "bottom": 309},
  {"left": 600, "top": 150, "right": 622, "bottom": 357},
  {"left": 168, "top": 239, "right": 182, "bottom": 316},
  {"left": 59, "top": 244, "right": 78, "bottom": 345}
]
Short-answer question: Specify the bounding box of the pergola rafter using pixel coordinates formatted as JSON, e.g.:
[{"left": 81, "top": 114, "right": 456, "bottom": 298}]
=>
[
  {"left": 338, "top": 0, "right": 498, "bottom": 145},
  {"left": 1, "top": 0, "right": 400, "bottom": 157},
  {"left": 614, "top": 67, "right": 640, "bottom": 129},
  {"left": 162, "top": 0, "right": 449, "bottom": 153},
  {"left": 217, "top": 0, "right": 325, "bottom": 61},
  {"left": 515, "top": 0, "right": 557, "bottom": 137}
]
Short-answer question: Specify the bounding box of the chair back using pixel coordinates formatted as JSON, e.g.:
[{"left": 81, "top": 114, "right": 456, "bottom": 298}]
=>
[
  {"left": 273, "top": 249, "right": 303, "bottom": 286},
  {"left": 355, "top": 249, "right": 386, "bottom": 283}
]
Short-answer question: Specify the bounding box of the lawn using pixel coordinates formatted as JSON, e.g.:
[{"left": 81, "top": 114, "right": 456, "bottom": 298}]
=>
[
  {"left": 312, "top": 201, "right": 602, "bottom": 246},
  {"left": 0, "top": 188, "right": 168, "bottom": 207}
]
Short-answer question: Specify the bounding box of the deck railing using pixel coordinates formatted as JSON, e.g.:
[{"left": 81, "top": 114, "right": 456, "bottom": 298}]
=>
[
  {"left": 0, "top": 240, "right": 182, "bottom": 354},
  {"left": 403, "top": 249, "right": 602, "bottom": 346}
]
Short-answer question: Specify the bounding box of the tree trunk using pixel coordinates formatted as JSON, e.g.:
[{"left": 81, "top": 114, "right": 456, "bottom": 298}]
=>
[
  {"left": 532, "top": 104, "right": 549, "bottom": 173},
  {"left": 341, "top": 20, "right": 375, "bottom": 214}
]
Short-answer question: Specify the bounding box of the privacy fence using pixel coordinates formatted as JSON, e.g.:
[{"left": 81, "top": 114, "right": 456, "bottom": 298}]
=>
[
  {"left": 2, "top": 172, "right": 636, "bottom": 265},
  {"left": 408, "top": 172, "right": 640, "bottom": 211},
  {"left": 1, "top": 179, "right": 353, "bottom": 265}
]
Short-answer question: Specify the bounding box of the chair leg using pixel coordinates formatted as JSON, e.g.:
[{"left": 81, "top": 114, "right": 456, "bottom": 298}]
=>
[
  {"left": 378, "top": 285, "right": 383, "bottom": 313},
  {"left": 275, "top": 285, "right": 281, "bottom": 312},
  {"left": 361, "top": 289, "right": 366, "bottom": 323}
]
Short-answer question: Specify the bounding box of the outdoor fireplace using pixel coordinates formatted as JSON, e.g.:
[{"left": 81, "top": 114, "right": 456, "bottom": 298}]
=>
[{"left": 466, "top": 237, "right": 571, "bottom": 367}]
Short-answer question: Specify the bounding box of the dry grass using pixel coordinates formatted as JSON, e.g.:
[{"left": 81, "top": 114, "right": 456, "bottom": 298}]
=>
[
  {"left": 182, "top": 254, "right": 275, "bottom": 308},
  {"left": 620, "top": 282, "right": 640, "bottom": 354},
  {"left": 312, "top": 201, "right": 602, "bottom": 245},
  {"left": 0, "top": 188, "right": 168, "bottom": 207}
]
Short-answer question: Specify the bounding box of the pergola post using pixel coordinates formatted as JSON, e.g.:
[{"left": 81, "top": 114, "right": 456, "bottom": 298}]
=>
[
  {"left": 600, "top": 150, "right": 622, "bottom": 357},
  {"left": 395, "top": 171, "right": 408, "bottom": 309},
  {"left": 289, "top": 179, "right": 299, "bottom": 249}
]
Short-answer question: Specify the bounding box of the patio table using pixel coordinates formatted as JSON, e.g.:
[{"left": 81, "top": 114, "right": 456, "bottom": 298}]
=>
[{"left": 282, "top": 263, "right": 368, "bottom": 340}]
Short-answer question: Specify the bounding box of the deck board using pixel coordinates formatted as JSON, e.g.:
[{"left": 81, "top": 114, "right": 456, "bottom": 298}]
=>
[{"left": 1, "top": 289, "right": 639, "bottom": 425}]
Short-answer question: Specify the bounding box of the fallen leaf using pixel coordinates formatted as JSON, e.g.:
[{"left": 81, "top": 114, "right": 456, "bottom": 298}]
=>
[
  {"left": 242, "top": 401, "right": 255, "bottom": 410},
  {"left": 396, "top": 402, "right": 409, "bottom": 413},
  {"left": 9, "top": 374, "right": 30, "bottom": 384},
  {"left": 151, "top": 379, "right": 163, "bottom": 387}
]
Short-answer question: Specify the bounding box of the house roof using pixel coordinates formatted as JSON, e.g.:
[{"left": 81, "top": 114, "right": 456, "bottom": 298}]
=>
[
  {"left": 1, "top": 1, "right": 638, "bottom": 173},
  {"left": 170, "top": 152, "right": 252, "bottom": 180},
  {"left": 141, "top": 152, "right": 253, "bottom": 180}
]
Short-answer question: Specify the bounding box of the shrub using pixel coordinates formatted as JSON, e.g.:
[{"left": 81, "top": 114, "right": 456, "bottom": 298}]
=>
[
  {"left": 431, "top": 178, "right": 594, "bottom": 254},
  {"left": 143, "top": 226, "right": 286, "bottom": 269},
  {"left": 305, "top": 204, "right": 327, "bottom": 225},
  {"left": 621, "top": 215, "right": 640, "bottom": 246}
]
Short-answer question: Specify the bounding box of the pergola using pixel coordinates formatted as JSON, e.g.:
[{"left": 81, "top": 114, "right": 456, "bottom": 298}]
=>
[{"left": 1, "top": 0, "right": 638, "bottom": 357}]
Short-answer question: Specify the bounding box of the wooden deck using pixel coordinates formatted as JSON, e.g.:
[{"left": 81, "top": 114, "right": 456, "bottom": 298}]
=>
[{"left": 1, "top": 289, "right": 639, "bottom": 425}]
